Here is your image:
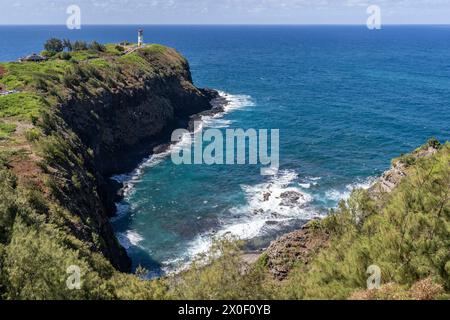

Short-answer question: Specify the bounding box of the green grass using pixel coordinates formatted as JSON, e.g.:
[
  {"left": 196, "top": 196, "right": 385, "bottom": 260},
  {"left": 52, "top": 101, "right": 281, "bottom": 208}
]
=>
[
  {"left": 0, "top": 122, "right": 16, "bottom": 140},
  {"left": 68, "top": 51, "right": 100, "bottom": 61},
  {"left": 119, "top": 53, "right": 153, "bottom": 72},
  {"left": 143, "top": 44, "right": 169, "bottom": 54},
  {"left": 104, "top": 44, "right": 125, "bottom": 56},
  {"left": 0, "top": 60, "right": 70, "bottom": 90},
  {"left": 0, "top": 92, "right": 45, "bottom": 119}
]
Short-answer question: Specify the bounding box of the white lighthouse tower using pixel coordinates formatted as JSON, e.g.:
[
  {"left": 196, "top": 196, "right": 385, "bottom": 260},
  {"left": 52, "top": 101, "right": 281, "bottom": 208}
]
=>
[{"left": 138, "top": 28, "right": 144, "bottom": 47}]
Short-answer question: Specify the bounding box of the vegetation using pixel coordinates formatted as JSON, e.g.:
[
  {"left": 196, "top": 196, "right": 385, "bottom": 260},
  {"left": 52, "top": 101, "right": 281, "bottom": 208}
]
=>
[
  {"left": 170, "top": 239, "right": 273, "bottom": 300},
  {"left": 0, "top": 122, "right": 16, "bottom": 140},
  {"left": 170, "top": 141, "right": 450, "bottom": 300},
  {"left": 43, "top": 38, "right": 106, "bottom": 56},
  {"left": 44, "top": 38, "right": 64, "bottom": 54}
]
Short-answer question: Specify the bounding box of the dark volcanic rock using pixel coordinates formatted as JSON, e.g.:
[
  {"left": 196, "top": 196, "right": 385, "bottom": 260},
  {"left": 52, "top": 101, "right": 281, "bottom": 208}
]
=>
[
  {"left": 265, "top": 222, "right": 329, "bottom": 280},
  {"left": 54, "top": 47, "right": 220, "bottom": 272},
  {"left": 279, "top": 190, "right": 304, "bottom": 208}
]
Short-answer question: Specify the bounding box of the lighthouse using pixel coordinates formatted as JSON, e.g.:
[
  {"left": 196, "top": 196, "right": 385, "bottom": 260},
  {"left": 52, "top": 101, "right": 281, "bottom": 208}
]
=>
[{"left": 138, "top": 28, "right": 144, "bottom": 47}]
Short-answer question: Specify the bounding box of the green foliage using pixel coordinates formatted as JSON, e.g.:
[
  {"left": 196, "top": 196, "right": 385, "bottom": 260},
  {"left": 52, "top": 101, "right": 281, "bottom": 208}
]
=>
[
  {"left": 40, "top": 50, "right": 55, "bottom": 58},
  {"left": 57, "top": 52, "right": 72, "bottom": 61},
  {"left": 0, "top": 165, "right": 168, "bottom": 299},
  {"left": 0, "top": 59, "right": 69, "bottom": 90},
  {"left": 72, "top": 41, "right": 88, "bottom": 52},
  {"left": 171, "top": 239, "right": 273, "bottom": 300},
  {"left": 88, "top": 41, "right": 106, "bottom": 52},
  {"left": 426, "top": 137, "right": 441, "bottom": 149},
  {"left": 279, "top": 143, "right": 450, "bottom": 299},
  {"left": 62, "top": 39, "right": 73, "bottom": 52},
  {"left": 164, "top": 143, "right": 450, "bottom": 300},
  {"left": 24, "top": 128, "right": 42, "bottom": 142},
  {"left": 143, "top": 44, "right": 168, "bottom": 54},
  {"left": 0, "top": 93, "right": 45, "bottom": 119},
  {"left": 44, "top": 38, "right": 64, "bottom": 53},
  {"left": 0, "top": 122, "right": 16, "bottom": 140}
]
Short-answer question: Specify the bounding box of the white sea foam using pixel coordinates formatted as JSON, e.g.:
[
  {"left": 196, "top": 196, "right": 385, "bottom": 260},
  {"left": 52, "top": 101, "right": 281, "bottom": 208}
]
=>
[
  {"left": 325, "top": 176, "right": 377, "bottom": 202},
  {"left": 117, "top": 230, "right": 144, "bottom": 249},
  {"left": 111, "top": 91, "right": 254, "bottom": 202},
  {"left": 112, "top": 91, "right": 255, "bottom": 263},
  {"left": 162, "top": 169, "right": 319, "bottom": 274},
  {"left": 161, "top": 173, "right": 377, "bottom": 275},
  {"left": 199, "top": 91, "right": 254, "bottom": 128},
  {"left": 233, "top": 170, "right": 313, "bottom": 218},
  {"left": 219, "top": 91, "right": 255, "bottom": 113},
  {"left": 167, "top": 173, "right": 377, "bottom": 274}
]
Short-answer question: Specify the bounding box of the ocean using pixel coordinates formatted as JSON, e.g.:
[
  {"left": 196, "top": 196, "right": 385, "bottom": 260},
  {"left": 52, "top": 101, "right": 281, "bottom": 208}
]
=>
[{"left": 2, "top": 25, "right": 450, "bottom": 276}]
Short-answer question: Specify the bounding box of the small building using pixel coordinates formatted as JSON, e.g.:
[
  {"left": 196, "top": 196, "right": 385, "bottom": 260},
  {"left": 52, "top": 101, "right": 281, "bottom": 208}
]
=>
[
  {"left": 19, "top": 53, "right": 48, "bottom": 63},
  {"left": 138, "top": 29, "right": 144, "bottom": 47}
]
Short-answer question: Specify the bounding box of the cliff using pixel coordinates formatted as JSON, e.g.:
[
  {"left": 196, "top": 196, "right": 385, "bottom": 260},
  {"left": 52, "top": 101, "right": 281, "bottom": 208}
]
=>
[{"left": 0, "top": 44, "right": 217, "bottom": 298}]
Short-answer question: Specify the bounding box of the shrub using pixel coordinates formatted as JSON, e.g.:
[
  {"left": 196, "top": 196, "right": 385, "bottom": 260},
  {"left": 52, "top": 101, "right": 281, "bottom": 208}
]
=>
[
  {"left": 44, "top": 38, "right": 64, "bottom": 53},
  {"left": 279, "top": 143, "right": 450, "bottom": 299},
  {"left": 63, "top": 39, "right": 72, "bottom": 52},
  {"left": 89, "top": 41, "right": 106, "bottom": 52},
  {"left": 40, "top": 50, "right": 55, "bottom": 58},
  {"left": 72, "top": 41, "right": 88, "bottom": 51},
  {"left": 24, "top": 128, "right": 41, "bottom": 142},
  {"left": 0, "top": 122, "right": 16, "bottom": 140},
  {"left": 171, "top": 238, "right": 273, "bottom": 300},
  {"left": 57, "top": 52, "right": 72, "bottom": 61}
]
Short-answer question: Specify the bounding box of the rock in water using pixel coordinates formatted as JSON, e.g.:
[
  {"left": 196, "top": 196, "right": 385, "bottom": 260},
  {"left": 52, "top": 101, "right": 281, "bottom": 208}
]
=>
[{"left": 279, "top": 190, "right": 303, "bottom": 207}]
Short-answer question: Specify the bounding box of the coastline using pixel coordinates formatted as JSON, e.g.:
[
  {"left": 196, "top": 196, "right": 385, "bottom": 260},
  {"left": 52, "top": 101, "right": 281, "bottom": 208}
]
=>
[
  {"left": 110, "top": 91, "right": 375, "bottom": 275},
  {"left": 107, "top": 91, "right": 228, "bottom": 218}
]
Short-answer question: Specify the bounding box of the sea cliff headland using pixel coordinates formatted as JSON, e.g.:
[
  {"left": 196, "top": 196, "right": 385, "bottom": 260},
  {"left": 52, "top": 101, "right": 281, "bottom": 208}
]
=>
[{"left": 0, "top": 42, "right": 219, "bottom": 298}]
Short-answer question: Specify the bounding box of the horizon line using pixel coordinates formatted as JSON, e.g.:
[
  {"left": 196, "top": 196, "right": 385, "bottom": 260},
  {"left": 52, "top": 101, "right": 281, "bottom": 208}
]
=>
[{"left": 1, "top": 23, "right": 450, "bottom": 27}]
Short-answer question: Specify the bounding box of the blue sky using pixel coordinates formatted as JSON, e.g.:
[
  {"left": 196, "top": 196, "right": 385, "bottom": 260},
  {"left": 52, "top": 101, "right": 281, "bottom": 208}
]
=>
[{"left": 0, "top": 0, "right": 449, "bottom": 25}]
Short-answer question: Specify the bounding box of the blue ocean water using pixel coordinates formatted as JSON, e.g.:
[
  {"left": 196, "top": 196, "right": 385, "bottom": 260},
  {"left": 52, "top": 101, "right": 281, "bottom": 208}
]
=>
[{"left": 2, "top": 26, "right": 450, "bottom": 275}]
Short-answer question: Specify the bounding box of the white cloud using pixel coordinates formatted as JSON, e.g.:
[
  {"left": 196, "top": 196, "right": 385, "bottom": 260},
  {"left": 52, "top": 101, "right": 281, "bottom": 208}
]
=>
[{"left": 0, "top": 0, "right": 449, "bottom": 24}]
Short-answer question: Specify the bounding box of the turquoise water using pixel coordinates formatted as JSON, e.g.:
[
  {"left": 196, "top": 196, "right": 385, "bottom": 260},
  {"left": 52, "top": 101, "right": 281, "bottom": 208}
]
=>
[{"left": 2, "top": 26, "right": 450, "bottom": 275}]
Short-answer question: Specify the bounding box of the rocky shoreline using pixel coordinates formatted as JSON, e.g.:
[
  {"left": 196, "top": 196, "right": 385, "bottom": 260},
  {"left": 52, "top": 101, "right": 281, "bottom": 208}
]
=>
[
  {"left": 105, "top": 91, "right": 229, "bottom": 217},
  {"left": 261, "top": 141, "right": 441, "bottom": 280}
]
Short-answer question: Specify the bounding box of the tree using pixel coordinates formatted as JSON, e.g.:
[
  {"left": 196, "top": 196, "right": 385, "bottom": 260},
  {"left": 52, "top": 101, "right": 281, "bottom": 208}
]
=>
[
  {"left": 72, "top": 41, "right": 88, "bottom": 51},
  {"left": 63, "top": 39, "right": 73, "bottom": 52},
  {"left": 88, "top": 41, "right": 105, "bottom": 52},
  {"left": 44, "top": 38, "right": 64, "bottom": 53}
]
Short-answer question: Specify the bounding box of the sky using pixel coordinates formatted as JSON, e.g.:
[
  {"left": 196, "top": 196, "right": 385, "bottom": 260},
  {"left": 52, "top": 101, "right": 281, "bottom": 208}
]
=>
[{"left": 0, "top": 0, "right": 449, "bottom": 25}]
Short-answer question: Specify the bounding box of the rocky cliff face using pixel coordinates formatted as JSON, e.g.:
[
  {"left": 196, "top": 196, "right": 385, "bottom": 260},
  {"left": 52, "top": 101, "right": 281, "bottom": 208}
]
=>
[
  {"left": 368, "top": 143, "right": 439, "bottom": 201},
  {"left": 4, "top": 46, "right": 217, "bottom": 272},
  {"left": 55, "top": 48, "right": 217, "bottom": 271},
  {"left": 60, "top": 63, "right": 217, "bottom": 177}
]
